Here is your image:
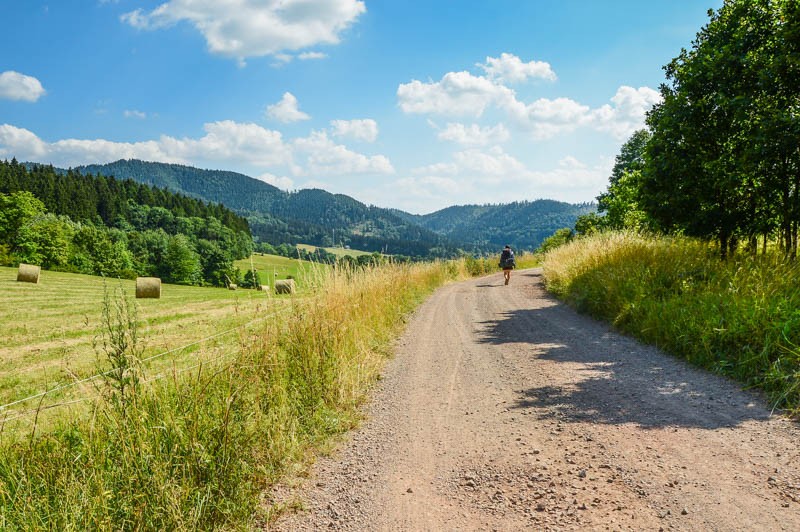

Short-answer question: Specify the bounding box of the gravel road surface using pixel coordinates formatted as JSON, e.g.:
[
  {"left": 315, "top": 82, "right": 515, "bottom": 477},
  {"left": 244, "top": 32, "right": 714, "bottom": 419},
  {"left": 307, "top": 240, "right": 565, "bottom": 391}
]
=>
[{"left": 269, "top": 268, "right": 800, "bottom": 531}]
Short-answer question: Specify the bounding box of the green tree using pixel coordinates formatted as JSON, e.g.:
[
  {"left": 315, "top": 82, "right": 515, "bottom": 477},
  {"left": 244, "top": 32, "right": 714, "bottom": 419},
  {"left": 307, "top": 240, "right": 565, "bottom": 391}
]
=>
[
  {"left": 642, "top": 0, "right": 800, "bottom": 258},
  {"left": 597, "top": 130, "right": 651, "bottom": 231},
  {"left": 0, "top": 191, "right": 46, "bottom": 256},
  {"left": 163, "top": 234, "right": 202, "bottom": 285}
]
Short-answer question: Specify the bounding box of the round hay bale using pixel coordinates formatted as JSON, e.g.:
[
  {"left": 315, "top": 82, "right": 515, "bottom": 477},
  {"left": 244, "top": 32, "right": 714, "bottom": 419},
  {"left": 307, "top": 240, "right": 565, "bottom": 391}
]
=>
[
  {"left": 228, "top": 283, "right": 238, "bottom": 290},
  {"left": 274, "top": 279, "right": 296, "bottom": 295},
  {"left": 17, "top": 264, "right": 40, "bottom": 283},
  {"left": 136, "top": 277, "right": 161, "bottom": 299}
]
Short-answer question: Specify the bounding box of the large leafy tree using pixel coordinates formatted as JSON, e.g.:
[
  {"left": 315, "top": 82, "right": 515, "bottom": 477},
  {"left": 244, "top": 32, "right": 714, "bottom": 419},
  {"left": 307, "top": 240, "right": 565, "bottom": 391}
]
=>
[{"left": 642, "top": 0, "right": 800, "bottom": 258}]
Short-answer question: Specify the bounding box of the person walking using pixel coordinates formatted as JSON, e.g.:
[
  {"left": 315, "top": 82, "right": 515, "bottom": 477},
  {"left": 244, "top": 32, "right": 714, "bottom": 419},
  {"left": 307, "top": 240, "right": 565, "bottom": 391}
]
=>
[{"left": 499, "top": 245, "right": 515, "bottom": 285}]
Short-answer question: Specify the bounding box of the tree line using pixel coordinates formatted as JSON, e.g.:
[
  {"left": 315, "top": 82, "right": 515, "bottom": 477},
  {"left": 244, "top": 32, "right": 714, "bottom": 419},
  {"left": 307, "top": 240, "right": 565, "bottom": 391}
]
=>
[
  {"left": 0, "top": 159, "right": 252, "bottom": 285},
  {"left": 578, "top": 0, "right": 800, "bottom": 259}
]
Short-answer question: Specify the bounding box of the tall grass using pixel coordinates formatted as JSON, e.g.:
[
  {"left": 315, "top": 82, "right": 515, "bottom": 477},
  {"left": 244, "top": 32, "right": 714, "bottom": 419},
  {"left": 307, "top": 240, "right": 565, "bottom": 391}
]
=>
[
  {"left": 462, "top": 251, "right": 539, "bottom": 276},
  {"left": 542, "top": 232, "right": 800, "bottom": 414},
  {"left": 0, "top": 260, "right": 464, "bottom": 529}
]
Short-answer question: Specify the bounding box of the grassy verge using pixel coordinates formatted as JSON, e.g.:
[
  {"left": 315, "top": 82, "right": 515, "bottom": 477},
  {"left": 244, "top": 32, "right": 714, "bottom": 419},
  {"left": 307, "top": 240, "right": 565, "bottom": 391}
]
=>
[
  {"left": 0, "top": 259, "right": 466, "bottom": 529},
  {"left": 542, "top": 232, "right": 800, "bottom": 415}
]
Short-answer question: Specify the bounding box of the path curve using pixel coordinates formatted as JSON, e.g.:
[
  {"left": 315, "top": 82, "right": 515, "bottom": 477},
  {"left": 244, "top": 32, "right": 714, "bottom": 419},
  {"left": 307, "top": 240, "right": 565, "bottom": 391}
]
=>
[{"left": 270, "top": 268, "right": 800, "bottom": 531}]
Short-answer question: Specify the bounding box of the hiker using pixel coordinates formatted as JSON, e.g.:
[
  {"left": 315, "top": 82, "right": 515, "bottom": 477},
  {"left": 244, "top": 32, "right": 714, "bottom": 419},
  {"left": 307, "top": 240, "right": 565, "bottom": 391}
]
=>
[{"left": 499, "top": 245, "right": 515, "bottom": 285}]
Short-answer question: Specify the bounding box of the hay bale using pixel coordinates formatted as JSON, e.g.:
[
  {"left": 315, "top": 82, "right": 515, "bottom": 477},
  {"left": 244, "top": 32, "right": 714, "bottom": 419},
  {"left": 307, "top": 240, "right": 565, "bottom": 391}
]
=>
[
  {"left": 136, "top": 277, "right": 161, "bottom": 299},
  {"left": 17, "top": 264, "right": 40, "bottom": 283},
  {"left": 228, "top": 284, "right": 238, "bottom": 290},
  {"left": 274, "top": 279, "right": 296, "bottom": 295}
]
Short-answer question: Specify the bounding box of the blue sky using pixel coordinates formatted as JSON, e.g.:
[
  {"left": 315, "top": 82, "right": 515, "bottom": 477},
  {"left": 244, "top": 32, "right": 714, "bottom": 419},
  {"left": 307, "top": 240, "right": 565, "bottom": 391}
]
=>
[{"left": 1, "top": 0, "right": 722, "bottom": 214}]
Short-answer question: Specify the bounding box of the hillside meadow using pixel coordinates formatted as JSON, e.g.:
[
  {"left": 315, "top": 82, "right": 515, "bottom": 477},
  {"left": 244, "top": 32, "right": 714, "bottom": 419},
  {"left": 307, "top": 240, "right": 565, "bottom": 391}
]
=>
[
  {"left": 0, "top": 256, "right": 488, "bottom": 529},
  {"left": 542, "top": 232, "right": 800, "bottom": 415},
  {"left": 234, "top": 252, "right": 328, "bottom": 285}
]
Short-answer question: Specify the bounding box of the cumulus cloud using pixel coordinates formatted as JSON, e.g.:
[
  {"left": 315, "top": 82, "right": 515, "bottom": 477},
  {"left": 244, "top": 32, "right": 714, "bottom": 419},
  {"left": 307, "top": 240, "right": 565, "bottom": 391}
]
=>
[
  {"left": 0, "top": 121, "right": 293, "bottom": 169},
  {"left": 477, "top": 53, "right": 556, "bottom": 83},
  {"left": 400, "top": 67, "right": 660, "bottom": 140},
  {"left": 589, "top": 86, "right": 662, "bottom": 139},
  {"left": 257, "top": 172, "right": 295, "bottom": 190},
  {"left": 391, "top": 150, "right": 612, "bottom": 213},
  {"left": 397, "top": 71, "right": 515, "bottom": 117},
  {"left": 267, "top": 92, "right": 310, "bottom": 123},
  {"left": 121, "top": 0, "right": 365, "bottom": 62},
  {"left": 0, "top": 71, "right": 46, "bottom": 102},
  {"left": 293, "top": 130, "right": 394, "bottom": 176},
  {"left": 435, "top": 122, "right": 510, "bottom": 146},
  {"left": 330, "top": 119, "right": 378, "bottom": 142}
]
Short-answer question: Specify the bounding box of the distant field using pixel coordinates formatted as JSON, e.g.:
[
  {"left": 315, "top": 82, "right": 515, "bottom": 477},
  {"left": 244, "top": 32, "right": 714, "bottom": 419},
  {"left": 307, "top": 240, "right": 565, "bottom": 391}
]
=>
[
  {"left": 234, "top": 252, "right": 330, "bottom": 286},
  {"left": 297, "top": 243, "right": 373, "bottom": 258},
  {"left": 0, "top": 266, "right": 293, "bottom": 432}
]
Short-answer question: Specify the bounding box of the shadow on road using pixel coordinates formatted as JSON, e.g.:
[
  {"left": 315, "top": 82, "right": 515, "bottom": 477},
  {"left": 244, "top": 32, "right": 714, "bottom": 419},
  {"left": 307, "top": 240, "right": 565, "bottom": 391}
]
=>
[{"left": 474, "top": 270, "right": 773, "bottom": 431}]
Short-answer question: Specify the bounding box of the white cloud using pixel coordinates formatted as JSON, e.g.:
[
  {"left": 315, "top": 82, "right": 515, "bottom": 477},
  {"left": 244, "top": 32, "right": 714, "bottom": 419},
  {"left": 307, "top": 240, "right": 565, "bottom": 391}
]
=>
[
  {"left": 257, "top": 172, "right": 294, "bottom": 190},
  {"left": 299, "top": 51, "right": 327, "bottom": 60},
  {"left": 397, "top": 71, "right": 515, "bottom": 117},
  {"left": 267, "top": 92, "right": 310, "bottom": 123},
  {"left": 452, "top": 146, "right": 527, "bottom": 178},
  {"left": 123, "top": 109, "right": 147, "bottom": 119},
  {"left": 436, "top": 122, "right": 510, "bottom": 146},
  {"left": 0, "top": 71, "right": 46, "bottom": 102},
  {"left": 505, "top": 96, "right": 591, "bottom": 139},
  {"left": 330, "top": 119, "right": 378, "bottom": 142},
  {"left": 121, "top": 0, "right": 365, "bottom": 62},
  {"left": 0, "top": 121, "right": 293, "bottom": 169},
  {"left": 293, "top": 130, "right": 394, "bottom": 176},
  {"left": 399, "top": 61, "right": 660, "bottom": 140},
  {"left": 477, "top": 53, "right": 556, "bottom": 83},
  {"left": 589, "top": 86, "right": 662, "bottom": 139},
  {"left": 388, "top": 152, "right": 611, "bottom": 213}
]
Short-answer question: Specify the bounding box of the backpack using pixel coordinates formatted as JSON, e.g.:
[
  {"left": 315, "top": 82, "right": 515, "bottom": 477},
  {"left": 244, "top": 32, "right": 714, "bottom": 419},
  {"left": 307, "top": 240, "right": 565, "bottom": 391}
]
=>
[{"left": 499, "top": 249, "right": 515, "bottom": 268}]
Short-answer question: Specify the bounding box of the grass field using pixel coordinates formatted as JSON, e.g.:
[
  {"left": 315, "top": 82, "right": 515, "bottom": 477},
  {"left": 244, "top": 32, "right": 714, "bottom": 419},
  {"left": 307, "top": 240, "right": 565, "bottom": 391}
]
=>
[
  {"left": 0, "top": 258, "right": 469, "bottom": 529},
  {"left": 0, "top": 265, "right": 294, "bottom": 433},
  {"left": 297, "top": 243, "right": 373, "bottom": 258},
  {"left": 235, "top": 252, "right": 330, "bottom": 286}
]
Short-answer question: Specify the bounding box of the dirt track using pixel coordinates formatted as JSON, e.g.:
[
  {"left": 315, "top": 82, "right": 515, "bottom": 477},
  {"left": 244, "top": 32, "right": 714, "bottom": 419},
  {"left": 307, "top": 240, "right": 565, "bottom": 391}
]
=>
[{"left": 270, "top": 268, "right": 800, "bottom": 531}]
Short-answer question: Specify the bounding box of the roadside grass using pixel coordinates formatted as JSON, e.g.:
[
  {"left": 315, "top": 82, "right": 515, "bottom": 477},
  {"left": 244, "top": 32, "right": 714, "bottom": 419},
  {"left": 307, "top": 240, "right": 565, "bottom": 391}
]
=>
[
  {"left": 0, "top": 258, "right": 473, "bottom": 529},
  {"left": 542, "top": 232, "right": 800, "bottom": 415},
  {"left": 462, "top": 251, "right": 539, "bottom": 276}
]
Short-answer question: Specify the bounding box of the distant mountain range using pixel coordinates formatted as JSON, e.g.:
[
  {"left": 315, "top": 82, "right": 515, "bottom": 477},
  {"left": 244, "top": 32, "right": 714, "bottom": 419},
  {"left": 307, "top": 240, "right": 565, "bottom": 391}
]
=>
[{"left": 72, "top": 159, "right": 595, "bottom": 256}]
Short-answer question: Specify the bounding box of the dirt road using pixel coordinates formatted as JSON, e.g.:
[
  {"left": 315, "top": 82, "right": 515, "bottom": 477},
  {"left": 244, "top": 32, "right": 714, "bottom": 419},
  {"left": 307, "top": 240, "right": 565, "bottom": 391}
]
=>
[{"left": 270, "top": 268, "right": 800, "bottom": 531}]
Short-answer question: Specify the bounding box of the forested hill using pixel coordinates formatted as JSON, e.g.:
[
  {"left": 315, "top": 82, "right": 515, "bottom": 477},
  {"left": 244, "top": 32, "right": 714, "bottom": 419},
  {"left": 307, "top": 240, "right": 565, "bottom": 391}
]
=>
[
  {"left": 2, "top": 159, "right": 252, "bottom": 286},
  {"left": 394, "top": 200, "right": 596, "bottom": 252},
  {"left": 77, "top": 159, "right": 284, "bottom": 213},
  {"left": 74, "top": 160, "right": 460, "bottom": 258}
]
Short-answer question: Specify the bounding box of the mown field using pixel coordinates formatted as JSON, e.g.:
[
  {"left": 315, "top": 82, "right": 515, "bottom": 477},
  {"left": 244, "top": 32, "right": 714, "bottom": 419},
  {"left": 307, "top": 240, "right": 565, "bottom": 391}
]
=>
[
  {"left": 297, "top": 243, "right": 373, "bottom": 258},
  {"left": 235, "top": 251, "right": 329, "bottom": 284},
  {"left": 0, "top": 253, "right": 315, "bottom": 433}
]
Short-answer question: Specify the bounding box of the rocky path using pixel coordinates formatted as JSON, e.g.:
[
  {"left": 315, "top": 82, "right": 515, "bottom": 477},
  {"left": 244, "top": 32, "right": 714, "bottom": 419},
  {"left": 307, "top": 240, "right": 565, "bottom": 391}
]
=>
[{"left": 269, "top": 268, "right": 800, "bottom": 531}]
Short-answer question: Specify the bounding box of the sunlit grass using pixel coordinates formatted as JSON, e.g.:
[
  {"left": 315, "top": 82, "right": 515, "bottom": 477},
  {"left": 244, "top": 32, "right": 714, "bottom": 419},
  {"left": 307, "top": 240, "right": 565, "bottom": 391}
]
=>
[
  {"left": 542, "top": 232, "right": 800, "bottom": 414},
  {"left": 0, "top": 258, "right": 477, "bottom": 529}
]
